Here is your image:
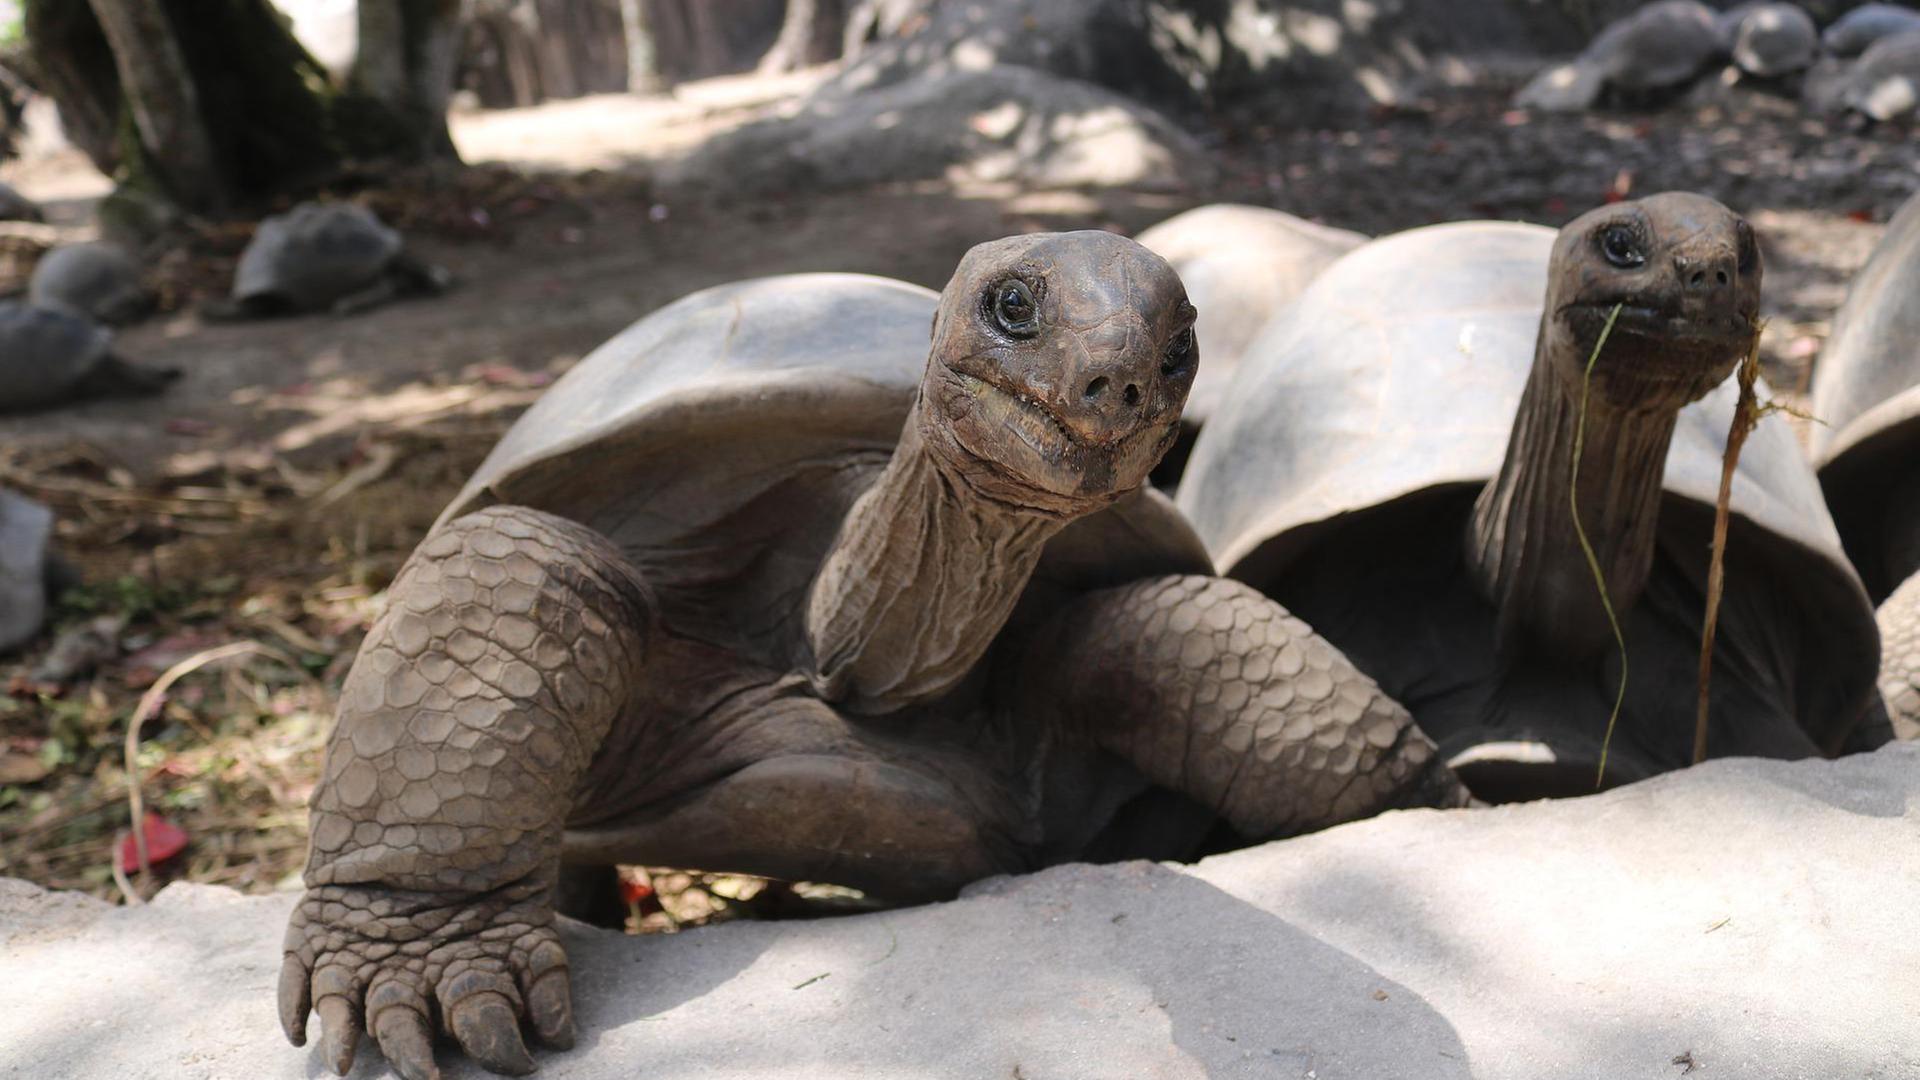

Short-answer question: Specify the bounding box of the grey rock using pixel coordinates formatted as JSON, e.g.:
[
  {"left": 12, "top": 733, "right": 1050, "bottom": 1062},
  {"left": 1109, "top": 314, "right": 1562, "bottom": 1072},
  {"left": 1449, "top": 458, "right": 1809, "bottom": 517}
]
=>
[
  {"left": 0, "top": 489, "right": 52, "bottom": 654},
  {"left": 667, "top": 65, "right": 1215, "bottom": 196},
  {"left": 4, "top": 745, "right": 1918, "bottom": 1078}
]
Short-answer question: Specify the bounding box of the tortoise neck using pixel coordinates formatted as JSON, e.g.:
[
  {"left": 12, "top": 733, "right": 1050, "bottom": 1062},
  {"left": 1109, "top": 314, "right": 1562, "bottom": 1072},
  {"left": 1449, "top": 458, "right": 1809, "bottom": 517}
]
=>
[
  {"left": 1466, "top": 325, "right": 1679, "bottom": 661},
  {"left": 805, "top": 400, "right": 1065, "bottom": 714}
]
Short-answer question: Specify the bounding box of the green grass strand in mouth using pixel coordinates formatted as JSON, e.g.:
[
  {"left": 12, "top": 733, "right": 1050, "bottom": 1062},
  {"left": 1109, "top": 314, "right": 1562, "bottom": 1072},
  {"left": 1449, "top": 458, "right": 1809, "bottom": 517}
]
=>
[{"left": 1570, "top": 302, "right": 1627, "bottom": 790}]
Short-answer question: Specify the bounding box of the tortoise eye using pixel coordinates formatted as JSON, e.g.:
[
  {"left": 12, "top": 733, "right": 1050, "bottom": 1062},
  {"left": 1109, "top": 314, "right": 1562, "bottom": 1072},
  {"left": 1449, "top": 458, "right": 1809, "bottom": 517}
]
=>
[
  {"left": 1599, "top": 225, "right": 1644, "bottom": 269},
  {"left": 991, "top": 279, "right": 1039, "bottom": 337}
]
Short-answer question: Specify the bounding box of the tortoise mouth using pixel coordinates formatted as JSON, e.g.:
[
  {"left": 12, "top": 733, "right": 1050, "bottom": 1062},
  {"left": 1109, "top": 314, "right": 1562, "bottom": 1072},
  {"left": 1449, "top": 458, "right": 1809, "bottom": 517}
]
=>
[
  {"left": 926, "top": 367, "right": 1175, "bottom": 508},
  {"left": 1559, "top": 298, "right": 1755, "bottom": 346}
]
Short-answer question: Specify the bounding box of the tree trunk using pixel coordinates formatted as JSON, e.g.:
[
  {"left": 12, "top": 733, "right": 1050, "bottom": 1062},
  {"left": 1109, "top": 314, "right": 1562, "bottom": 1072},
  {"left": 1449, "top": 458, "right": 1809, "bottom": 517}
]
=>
[
  {"left": 759, "top": 0, "right": 847, "bottom": 73},
  {"left": 350, "top": 0, "right": 463, "bottom": 160},
  {"left": 85, "top": 0, "right": 228, "bottom": 210},
  {"left": 619, "top": 0, "right": 664, "bottom": 93}
]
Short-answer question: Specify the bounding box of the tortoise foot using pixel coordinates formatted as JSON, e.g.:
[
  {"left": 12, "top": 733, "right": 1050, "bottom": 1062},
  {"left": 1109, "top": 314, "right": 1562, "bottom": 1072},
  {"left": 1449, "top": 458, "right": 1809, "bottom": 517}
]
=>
[{"left": 279, "top": 879, "right": 573, "bottom": 1079}]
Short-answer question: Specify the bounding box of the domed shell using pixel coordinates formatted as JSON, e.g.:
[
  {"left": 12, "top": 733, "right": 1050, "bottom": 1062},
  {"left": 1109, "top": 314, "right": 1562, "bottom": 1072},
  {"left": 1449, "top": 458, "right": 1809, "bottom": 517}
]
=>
[
  {"left": 0, "top": 301, "right": 116, "bottom": 413},
  {"left": 1136, "top": 204, "right": 1364, "bottom": 426},
  {"left": 1811, "top": 189, "right": 1920, "bottom": 597},
  {"left": 1822, "top": 2, "right": 1920, "bottom": 58},
  {"left": 1515, "top": 0, "right": 1719, "bottom": 110},
  {"left": 29, "top": 243, "right": 147, "bottom": 325},
  {"left": 233, "top": 202, "right": 402, "bottom": 311},
  {"left": 1719, "top": 3, "right": 1817, "bottom": 78},
  {"left": 1177, "top": 220, "right": 1868, "bottom": 671},
  {"left": 442, "top": 273, "right": 1209, "bottom": 614}
]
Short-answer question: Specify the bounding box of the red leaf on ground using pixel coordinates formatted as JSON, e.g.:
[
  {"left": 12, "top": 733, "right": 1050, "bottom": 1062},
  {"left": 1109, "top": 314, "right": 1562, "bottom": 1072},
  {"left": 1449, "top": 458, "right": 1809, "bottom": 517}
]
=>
[
  {"left": 619, "top": 878, "right": 655, "bottom": 905},
  {"left": 117, "top": 813, "right": 189, "bottom": 872}
]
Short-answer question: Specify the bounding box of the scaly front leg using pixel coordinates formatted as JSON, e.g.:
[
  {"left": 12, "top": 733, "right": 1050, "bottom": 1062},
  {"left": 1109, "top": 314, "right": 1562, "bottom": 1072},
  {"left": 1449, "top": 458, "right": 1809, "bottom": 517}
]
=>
[
  {"left": 280, "top": 506, "right": 654, "bottom": 1079},
  {"left": 1027, "top": 575, "right": 1470, "bottom": 839}
]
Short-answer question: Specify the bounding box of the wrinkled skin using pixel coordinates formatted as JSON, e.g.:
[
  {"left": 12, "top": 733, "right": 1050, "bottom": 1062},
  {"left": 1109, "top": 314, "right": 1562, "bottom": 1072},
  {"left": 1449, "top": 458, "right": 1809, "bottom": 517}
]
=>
[
  {"left": 279, "top": 232, "right": 1468, "bottom": 1079},
  {"left": 1470, "top": 192, "right": 1761, "bottom": 662}
]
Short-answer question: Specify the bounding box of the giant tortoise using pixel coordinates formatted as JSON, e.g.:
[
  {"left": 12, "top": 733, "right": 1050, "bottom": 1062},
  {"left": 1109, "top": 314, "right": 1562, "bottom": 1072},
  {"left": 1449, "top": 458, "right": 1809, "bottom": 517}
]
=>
[
  {"left": 277, "top": 231, "right": 1468, "bottom": 1079},
  {"left": 1179, "top": 193, "right": 1883, "bottom": 800},
  {"left": 0, "top": 301, "right": 178, "bottom": 414},
  {"left": 1515, "top": 0, "right": 1722, "bottom": 112},
  {"left": 1809, "top": 188, "right": 1920, "bottom": 740},
  {"left": 1136, "top": 203, "right": 1365, "bottom": 480},
  {"left": 220, "top": 202, "right": 447, "bottom": 318},
  {"left": 1715, "top": 2, "right": 1818, "bottom": 79},
  {"left": 28, "top": 242, "right": 151, "bottom": 326}
]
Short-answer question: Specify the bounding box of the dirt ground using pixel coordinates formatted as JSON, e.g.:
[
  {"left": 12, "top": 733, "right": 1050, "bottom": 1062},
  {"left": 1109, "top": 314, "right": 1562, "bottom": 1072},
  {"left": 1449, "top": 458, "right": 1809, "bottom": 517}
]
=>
[{"left": 0, "top": 62, "right": 1910, "bottom": 914}]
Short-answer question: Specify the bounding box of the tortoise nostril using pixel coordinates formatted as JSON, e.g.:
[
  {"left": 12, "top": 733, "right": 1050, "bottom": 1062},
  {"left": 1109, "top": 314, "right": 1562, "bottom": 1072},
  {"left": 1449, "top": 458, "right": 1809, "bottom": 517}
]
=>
[
  {"left": 1123, "top": 383, "right": 1142, "bottom": 407},
  {"left": 1084, "top": 376, "right": 1109, "bottom": 400},
  {"left": 1689, "top": 270, "right": 1706, "bottom": 287},
  {"left": 1715, "top": 269, "right": 1728, "bottom": 285}
]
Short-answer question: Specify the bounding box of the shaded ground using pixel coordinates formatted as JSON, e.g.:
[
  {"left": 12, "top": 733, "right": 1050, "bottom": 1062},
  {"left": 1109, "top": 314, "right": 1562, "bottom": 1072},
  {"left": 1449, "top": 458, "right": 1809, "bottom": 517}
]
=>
[{"left": 0, "top": 62, "right": 1908, "bottom": 911}]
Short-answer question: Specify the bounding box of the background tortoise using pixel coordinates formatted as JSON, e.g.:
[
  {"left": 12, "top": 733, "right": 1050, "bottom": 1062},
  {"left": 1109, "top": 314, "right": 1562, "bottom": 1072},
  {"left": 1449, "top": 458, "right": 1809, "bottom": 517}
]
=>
[
  {"left": 220, "top": 202, "right": 448, "bottom": 318},
  {"left": 1716, "top": 2, "right": 1818, "bottom": 79},
  {"left": 0, "top": 300, "right": 178, "bottom": 414},
  {"left": 27, "top": 242, "right": 151, "bottom": 326},
  {"left": 1178, "top": 193, "right": 1882, "bottom": 800},
  {"left": 277, "top": 232, "right": 1468, "bottom": 1079},
  {"left": 1809, "top": 187, "right": 1920, "bottom": 739},
  {"left": 1822, "top": 2, "right": 1920, "bottom": 57},
  {"left": 1136, "top": 203, "right": 1364, "bottom": 481},
  {"left": 1514, "top": 0, "right": 1722, "bottom": 112}
]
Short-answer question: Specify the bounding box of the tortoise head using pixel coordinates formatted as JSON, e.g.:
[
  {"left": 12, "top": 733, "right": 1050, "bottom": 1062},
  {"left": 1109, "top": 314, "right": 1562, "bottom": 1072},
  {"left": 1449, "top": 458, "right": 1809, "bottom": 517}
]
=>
[
  {"left": 918, "top": 231, "right": 1197, "bottom": 516},
  {"left": 1547, "top": 192, "right": 1761, "bottom": 409}
]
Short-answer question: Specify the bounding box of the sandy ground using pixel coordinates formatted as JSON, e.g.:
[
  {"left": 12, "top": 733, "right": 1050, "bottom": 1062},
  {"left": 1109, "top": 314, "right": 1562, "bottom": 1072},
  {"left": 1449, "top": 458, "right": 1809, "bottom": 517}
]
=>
[{"left": 0, "top": 61, "right": 1909, "bottom": 900}]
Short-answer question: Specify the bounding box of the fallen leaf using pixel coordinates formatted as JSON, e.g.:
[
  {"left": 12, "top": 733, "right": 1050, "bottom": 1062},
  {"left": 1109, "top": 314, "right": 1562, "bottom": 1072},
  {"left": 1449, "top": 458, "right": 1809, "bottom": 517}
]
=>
[
  {"left": 0, "top": 751, "right": 50, "bottom": 785},
  {"left": 117, "top": 813, "right": 189, "bottom": 873}
]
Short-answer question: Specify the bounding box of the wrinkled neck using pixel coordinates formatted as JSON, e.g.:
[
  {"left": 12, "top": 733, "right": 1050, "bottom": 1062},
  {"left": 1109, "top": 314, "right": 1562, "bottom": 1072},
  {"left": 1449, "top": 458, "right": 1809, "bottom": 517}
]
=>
[
  {"left": 806, "top": 403, "right": 1065, "bottom": 714},
  {"left": 1467, "top": 327, "right": 1679, "bottom": 661}
]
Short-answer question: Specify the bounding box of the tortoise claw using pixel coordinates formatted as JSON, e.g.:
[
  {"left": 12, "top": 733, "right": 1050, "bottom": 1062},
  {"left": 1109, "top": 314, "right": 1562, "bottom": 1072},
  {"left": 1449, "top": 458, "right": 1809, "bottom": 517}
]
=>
[
  {"left": 523, "top": 939, "right": 575, "bottom": 1049},
  {"left": 276, "top": 952, "right": 312, "bottom": 1046},
  {"left": 447, "top": 989, "right": 537, "bottom": 1077}
]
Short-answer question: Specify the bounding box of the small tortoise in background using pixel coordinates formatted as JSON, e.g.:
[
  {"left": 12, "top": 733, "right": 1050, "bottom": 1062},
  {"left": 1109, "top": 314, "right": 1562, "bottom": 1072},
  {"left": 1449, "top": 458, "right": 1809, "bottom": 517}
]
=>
[
  {"left": 278, "top": 232, "right": 1467, "bottom": 1078},
  {"left": 1810, "top": 188, "right": 1920, "bottom": 740},
  {"left": 1179, "top": 193, "right": 1884, "bottom": 801},
  {"left": 28, "top": 242, "right": 152, "bottom": 326},
  {"left": 0, "top": 300, "right": 177, "bottom": 414},
  {"left": 218, "top": 202, "right": 448, "bottom": 318},
  {"left": 1515, "top": 0, "right": 1722, "bottom": 111}
]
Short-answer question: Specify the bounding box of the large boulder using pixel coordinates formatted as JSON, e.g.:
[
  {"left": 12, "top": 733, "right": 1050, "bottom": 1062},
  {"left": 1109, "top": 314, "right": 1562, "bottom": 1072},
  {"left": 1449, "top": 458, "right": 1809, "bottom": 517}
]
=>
[
  {"left": 665, "top": 64, "right": 1214, "bottom": 195},
  {"left": 3, "top": 744, "right": 1916, "bottom": 1078}
]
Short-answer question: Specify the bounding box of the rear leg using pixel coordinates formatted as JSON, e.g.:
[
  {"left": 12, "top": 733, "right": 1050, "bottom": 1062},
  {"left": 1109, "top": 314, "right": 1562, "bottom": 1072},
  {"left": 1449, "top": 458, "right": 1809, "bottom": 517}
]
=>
[{"left": 279, "top": 505, "right": 656, "bottom": 1079}]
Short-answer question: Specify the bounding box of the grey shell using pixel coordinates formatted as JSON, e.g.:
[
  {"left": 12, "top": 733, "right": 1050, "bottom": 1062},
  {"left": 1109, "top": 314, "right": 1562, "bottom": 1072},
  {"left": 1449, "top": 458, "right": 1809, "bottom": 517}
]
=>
[
  {"left": 1834, "top": 29, "right": 1920, "bottom": 119},
  {"left": 233, "top": 202, "right": 403, "bottom": 311},
  {"left": 0, "top": 301, "right": 116, "bottom": 413},
  {"left": 0, "top": 488, "right": 51, "bottom": 654},
  {"left": 28, "top": 243, "right": 146, "bottom": 325},
  {"left": 1822, "top": 2, "right": 1920, "bottom": 57},
  {"left": 1176, "top": 221, "right": 1869, "bottom": 698},
  {"left": 1810, "top": 189, "right": 1920, "bottom": 597},
  {"left": 1136, "top": 205, "right": 1364, "bottom": 427},
  {"left": 1515, "top": 0, "right": 1720, "bottom": 110},
  {"left": 1717, "top": 3, "right": 1817, "bottom": 77},
  {"left": 442, "top": 273, "right": 1210, "bottom": 637}
]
